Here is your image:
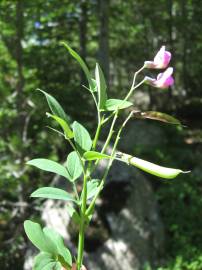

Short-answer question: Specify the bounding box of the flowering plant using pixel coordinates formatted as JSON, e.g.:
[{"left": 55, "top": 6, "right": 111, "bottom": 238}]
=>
[{"left": 24, "top": 44, "right": 188, "bottom": 270}]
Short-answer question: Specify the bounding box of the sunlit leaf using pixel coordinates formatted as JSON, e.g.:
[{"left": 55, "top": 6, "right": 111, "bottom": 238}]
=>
[
  {"left": 80, "top": 179, "right": 99, "bottom": 202},
  {"left": 86, "top": 179, "right": 100, "bottom": 200},
  {"left": 37, "top": 89, "right": 68, "bottom": 122},
  {"left": 24, "top": 220, "right": 57, "bottom": 254},
  {"left": 83, "top": 151, "right": 110, "bottom": 161},
  {"left": 41, "top": 261, "right": 62, "bottom": 270},
  {"left": 61, "top": 42, "right": 95, "bottom": 92},
  {"left": 73, "top": 121, "right": 92, "bottom": 152},
  {"left": 27, "top": 159, "right": 71, "bottom": 180},
  {"left": 104, "top": 99, "right": 133, "bottom": 111},
  {"left": 66, "top": 151, "right": 83, "bottom": 181},
  {"left": 43, "top": 228, "right": 72, "bottom": 267},
  {"left": 31, "top": 187, "right": 77, "bottom": 202},
  {"left": 46, "top": 113, "right": 74, "bottom": 139},
  {"left": 95, "top": 63, "right": 107, "bottom": 110},
  {"left": 33, "top": 252, "right": 55, "bottom": 270}
]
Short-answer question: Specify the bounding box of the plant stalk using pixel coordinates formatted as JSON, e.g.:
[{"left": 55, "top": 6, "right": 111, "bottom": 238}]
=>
[{"left": 77, "top": 173, "right": 88, "bottom": 269}]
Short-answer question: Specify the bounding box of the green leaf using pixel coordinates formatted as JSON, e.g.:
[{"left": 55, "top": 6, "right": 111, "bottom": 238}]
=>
[
  {"left": 73, "top": 121, "right": 92, "bottom": 152},
  {"left": 83, "top": 151, "right": 111, "bottom": 161},
  {"left": 31, "top": 187, "right": 76, "bottom": 202},
  {"left": 104, "top": 99, "right": 133, "bottom": 111},
  {"left": 46, "top": 113, "right": 74, "bottom": 139},
  {"left": 62, "top": 42, "right": 94, "bottom": 92},
  {"left": 133, "top": 111, "right": 182, "bottom": 125},
  {"left": 43, "top": 228, "right": 72, "bottom": 267},
  {"left": 66, "top": 151, "right": 83, "bottom": 181},
  {"left": 24, "top": 220, "right": 57, "bottom": 254},
  {"left": 80, "top": 179, "right": 99, "bottom": 202},
  {"left": 33, "top": 252, "right": 55, "bottom": 270},
  {"left": 120, "top": 153, "right": 190, "bottom": 179},
  {"left": 86, "top": 179, "right": 100, "bottom": 200},
  {"left": 95, "top": 63, "right": 107, "bottom": 110},
  {"left": 42, "top": 262, "right": 62, "bottom": 270},
  {"left": 27, "top": 159, "right": 71, "bottom": 180},
  {"left": 67, "top": 205, "right": 80, "bottom": 225},
  {"left": 37, "top": 89, "right": 68, "bottom": 122}
]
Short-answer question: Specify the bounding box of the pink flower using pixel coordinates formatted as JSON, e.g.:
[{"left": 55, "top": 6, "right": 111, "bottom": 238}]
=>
[
  {"left": 145, "top": 67, "right": 174, "bottom": 89},
  {"left": 144, "top": 46, "right": 171, "bottom": 69}
]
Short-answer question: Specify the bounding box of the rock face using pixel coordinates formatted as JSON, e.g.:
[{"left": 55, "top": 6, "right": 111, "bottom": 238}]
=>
[
  {"left": 85, "top": 161, "right": 164, "bottom": 270},
  {"left": 24, "top": 123, "right": 165, "bottom": 270}
]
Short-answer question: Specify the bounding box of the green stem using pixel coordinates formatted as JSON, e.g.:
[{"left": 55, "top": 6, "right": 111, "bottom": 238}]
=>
[
  {"left": 101, "top": 110, "right": 119, "bottom": 154},
  {"left": 124, "top": 66, "right": 145, "bottom": 102},
  {"left": 92, "top": 117, "right": 102, "bottom": 150},
  {"left": 77, "top": 173, "right": 88, "bottom": 269},
  {"left": 86, "top": 111, "right": 133, "bottom": 216}
]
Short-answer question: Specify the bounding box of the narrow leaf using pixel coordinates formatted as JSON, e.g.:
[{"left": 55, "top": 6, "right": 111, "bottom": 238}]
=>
[
  {"left": 104, "top": 99, "right": 133, "bottom": 111},
  {"left": 27, "top": 159, "right": 71, "bottom": 180},
  {"left": 31, "top": 187, "right": 77, "bottom": 202},
  {"left": 119, "top": 153, "right": 190, "bottom": 179},
  {"left": 46, "top": 113, "right": 73, "bottom": 139},
  {"left": 66, "top": 151, "right": 83, "bottom": 181},
  {"left": 83, "top": 151, "right": 111, "bottom": 161},
  {"left": 62, "top": 42, "right": 94, "bottom": 92},
  {"left": 24, "top": 220, "right": 57, "bottom": 254},
  {"left": 95, "top": 63, "right": 107, "bottom": 110},
  {"left": 133, "top": 111, "right": 182, "bottom": 125},
  {"left": 73, "top": 121, "right": 92, "bottom": 152},
  {"left": 37, "top": 89, "right": 68, "bottom": 122}
]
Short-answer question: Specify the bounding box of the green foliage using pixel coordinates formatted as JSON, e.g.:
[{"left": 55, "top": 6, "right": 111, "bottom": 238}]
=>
[
  {"left": 24, "top": 220, "right": 72, "bottom": 269},
  {"left": 24, "top": 220, "right": 58, "bottom": 254},
  {"left": 73, "top": 121, "right": 92, "bottom": 152},
  {"left": 46, "top": 113, "right": 74, "bottom": 139},
  {"left": 38, "top": 89, "right": 69, "bottom": 122},
  {"left": 27, "top": 159, "right": 71, "bottom": 180},
  {"left": 104, "top": 99, "right": 133, "bottom": 111},
  {"left": 95, "top": 63, "right": 107, "bottom": 110},
  {"left": 62, "top": 42, "right": 95, "bottom": 92},
  {"left": 31, "top": 187, "right": 76, "bottom": 202},
  {"left": 83, "top": 151, "right": 111, "bottom": 160},
  {"left": 65, "top": 151, "right": 83, "bottom": 181}
]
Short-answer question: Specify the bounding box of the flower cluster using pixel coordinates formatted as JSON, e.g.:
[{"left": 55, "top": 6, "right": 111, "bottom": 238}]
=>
[{"left": 144, "top": 46, "right": 174, "bottom": 89}]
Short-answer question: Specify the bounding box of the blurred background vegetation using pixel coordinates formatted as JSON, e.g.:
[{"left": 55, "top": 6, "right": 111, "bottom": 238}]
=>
[{"left": 0, "top": 0, "right": 202, "bottom": 269}]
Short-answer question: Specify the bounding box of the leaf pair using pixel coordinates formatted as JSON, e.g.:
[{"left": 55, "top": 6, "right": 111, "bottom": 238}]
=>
[
  {"left": 24, "top": 220, "right": 72, "bottom": 270},
  {"left": 27, "top": 148, "right": 83, "bottom": 180},
  {"left": 38, "top": 89, "right": 74, "bottom": 139}
]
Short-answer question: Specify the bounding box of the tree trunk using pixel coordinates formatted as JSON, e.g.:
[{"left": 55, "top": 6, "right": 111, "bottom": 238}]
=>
[
  {"left": 98, "top": 0, "right": 110, "bottom": 83},
  {"left": 79, "top": 0, "right": 88, "bottom": 85}
]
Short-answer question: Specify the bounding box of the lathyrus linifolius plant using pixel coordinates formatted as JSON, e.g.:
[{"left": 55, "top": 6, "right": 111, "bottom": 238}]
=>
[{"left": 24, "top": 44, "right": 190, "bottom": 270}]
